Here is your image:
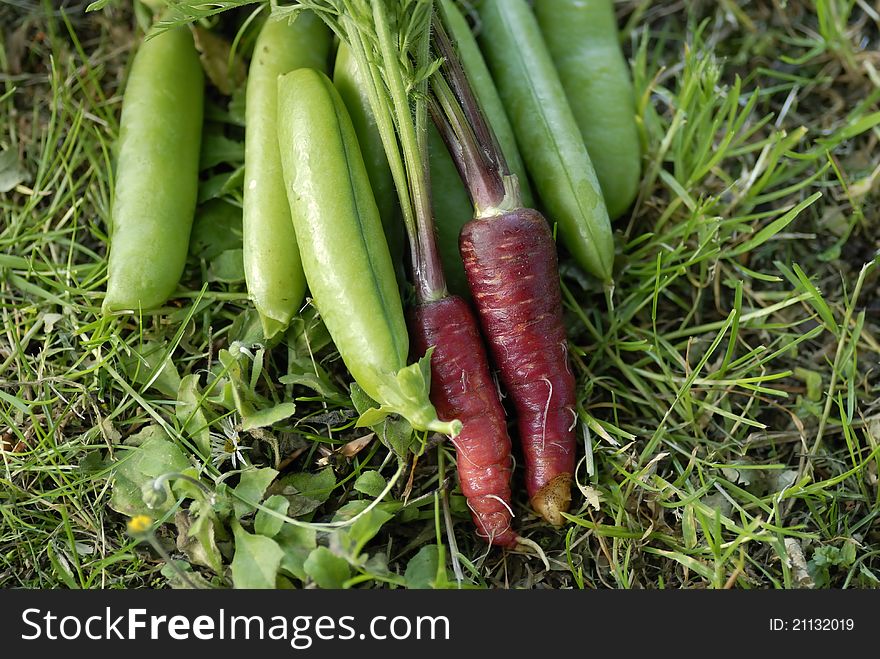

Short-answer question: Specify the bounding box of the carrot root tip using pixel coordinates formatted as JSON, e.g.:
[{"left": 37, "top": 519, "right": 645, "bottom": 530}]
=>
[{"left": 530, "top": 473, "right": 573, "bottom": 526}]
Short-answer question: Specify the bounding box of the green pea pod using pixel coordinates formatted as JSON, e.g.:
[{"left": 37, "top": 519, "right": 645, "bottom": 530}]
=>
[
  {"left": 244, "top": 13, "right": 330, "bottom": 339},
  {"left": 477, "top": 0, "right": 614, "bottom": 282},
  {"left": 534, "top": 0, "right": 640, "bottom": 219},
  {"left": 103, "top": 26, "right": 204, "bottom": 313},
  {"left": 438, "top": 0, "right": 533, "bottom": 208},
  {"left": 276, "top": 69, "right": 459, "bottom": 437},
  {"left": 429, "top": 123, "right": 473, "bottom": 298},
  {"left": 333, "top": 42, "right": 403, "bottom": 266}
]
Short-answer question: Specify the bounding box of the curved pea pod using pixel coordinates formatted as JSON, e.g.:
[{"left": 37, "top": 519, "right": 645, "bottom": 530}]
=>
[
  {"left": 535, "top": 0, "right": 640, "bottom": 219},
  {"left": 438, "top": 0, "right": 533, "bottom": 208},
  {"left": 333, "top": 42, "right": 403, "bottom": 266},
  {"left": 103, "top": 26, "right": 204, "bottom": 313},
  {"left": 477, "top": 0, "right": 614, "bottom": 282},
  {"left": 243, "top": 13, "right": 331, "bottom": 339},
  {"left": 276, "top": 69, "right": 459, "bottom": 437}
]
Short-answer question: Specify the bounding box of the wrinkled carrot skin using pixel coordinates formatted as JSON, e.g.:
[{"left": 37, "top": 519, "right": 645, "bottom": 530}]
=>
[
  {"left": 410, "top": 296, "right": 518, "bottom": 547},
  {"left": 460, "top": 208, "right": 576, "bottom": 525}
]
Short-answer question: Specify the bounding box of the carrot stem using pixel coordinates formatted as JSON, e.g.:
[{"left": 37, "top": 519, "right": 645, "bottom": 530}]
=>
[
  {"left": 430, "top": 12, "right": 522, "bottom": 217},
  {"left": 433, "top": 13, "right": 509, "bottom": 180},
  {"left": 429, "top": 77, "right": 507, "bottom": 214},
  {"left": 372, "top": 0, "right": 446, "bottom": 302}
]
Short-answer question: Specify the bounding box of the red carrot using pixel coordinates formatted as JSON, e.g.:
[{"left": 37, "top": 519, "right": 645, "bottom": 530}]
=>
[
  {"left": 410, "top": 297, "right": 517, "bottom": 546},
  {"left": 430, "top": 13, "right": 577, "bottom": 525},
  {"left": 460, "top": 209, "right": 575, "bottom": 525}
]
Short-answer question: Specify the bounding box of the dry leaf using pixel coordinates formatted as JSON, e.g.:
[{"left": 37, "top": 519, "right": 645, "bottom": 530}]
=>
[
  {"left": 192, "top": 26, "right": 246, "bottom": 95},
  {"left": 576, "top": 483, "right": 602, "bottom": 511},
  {"left": 340, "top": 433, "right": 375, "bottom": 458}
]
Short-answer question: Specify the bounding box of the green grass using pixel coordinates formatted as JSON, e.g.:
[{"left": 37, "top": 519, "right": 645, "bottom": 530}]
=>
[{"left": 1, "top": 0, "right": 878, "bottom": 589}]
